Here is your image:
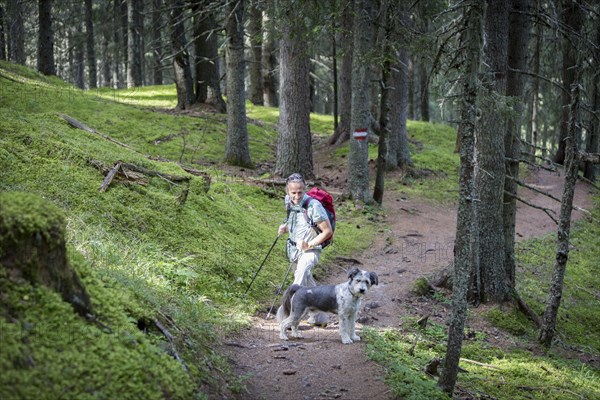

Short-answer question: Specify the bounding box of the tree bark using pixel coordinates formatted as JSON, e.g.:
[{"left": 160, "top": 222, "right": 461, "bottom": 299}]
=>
[
  {"left": 503, "top": 0, "right": 532, "bottom": 287},
  {"left": 262, "top": 9, "right": 278, "bottom": 107},
  {"left": 6, "top": 0, "right": 25, "bottom": 64},
  {"left": 85, "top": 0, "right": 97, "bottom": 88},
  {"left": 554, "top": 1, "right": 584, "bottom": 165},
  {"left": 584, "top": 18, "right": 600, "bottom": 182},
  {"left": 374, "top": 2, "right": 392, "bottom": 204},
  {"left": 169, "top": 0, "right": 194, "bottom": 110},
  {"left": 539, "top": 66, "right": 582, "bottom": 348},
  {"left": 248, "top": 0, "right": 264, "bottom": 105},
  {"left": 191, "top": 1, "right": 226, "bottom": 112},
  {"left": 328, "top": 1, "right": 353, "bottom": 145},
  {"left": 74, "top": 14, "right": 85, "bottom": 89},
  {"left": 470, "top": 0, "right": 509, "bottom": 303},
  {"left": 408, "top": 55, "right": 415, "bottom": 119},
  {"left": 224, "top": 0, "right": 252, "bottom": 167},
  {"left": 127, "top": 0, "right": 143, "bottom": 88},
  {"left": 38, "top": 0, "right": 56, "bottom": 76},
  {"left": 112, "top": 0, "right": 122, "bottom": 88},
  {"left": 438, "top": 1, "right": 484, "bottom": 394},
  {"left": 347, "top": 0, "right": 373, "bottom": 203},
  {"left": 275, "top": 8, "right": 313, "bottom": 178},
  {"left": 0, "top": 6, "right": 6, "bottom": 61},
  {"left": 528, "top": 0, "right": 542, "bottom": 161},
  {"left": 152, "top": 0, "right": 163, "bottom": 86}
]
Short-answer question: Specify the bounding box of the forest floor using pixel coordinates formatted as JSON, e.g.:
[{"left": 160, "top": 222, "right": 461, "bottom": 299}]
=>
[{"left": 223, "top": 148, "right": 595, "bottom": 400}]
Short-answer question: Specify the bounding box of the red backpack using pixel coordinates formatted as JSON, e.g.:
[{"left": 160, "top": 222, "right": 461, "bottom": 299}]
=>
[{"left": 303, "top": 187, "right": 336, "bottom": 248}]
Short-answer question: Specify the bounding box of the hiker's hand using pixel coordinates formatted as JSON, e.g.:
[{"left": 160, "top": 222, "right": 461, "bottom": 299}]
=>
[{"left": 278, "top": 224, "right": 288, "bottom": 236}]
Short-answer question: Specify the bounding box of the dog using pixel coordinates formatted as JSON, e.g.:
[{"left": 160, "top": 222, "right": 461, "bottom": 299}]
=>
[{"left": 276, "top": 267, "right": 378, "bottom": 344}]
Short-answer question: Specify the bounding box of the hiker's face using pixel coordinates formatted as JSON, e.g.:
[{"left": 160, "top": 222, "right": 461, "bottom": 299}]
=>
[{"left": 287, "top": 182, "right": 305, "bottom": 205}]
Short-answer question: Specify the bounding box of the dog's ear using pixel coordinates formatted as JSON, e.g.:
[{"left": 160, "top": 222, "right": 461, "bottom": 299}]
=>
[
  {"left": 347, "top": 267, "right": 361, "bottom": 280},
  {"left": 369, "top": 272, "right": 379, "bottom": 286}
]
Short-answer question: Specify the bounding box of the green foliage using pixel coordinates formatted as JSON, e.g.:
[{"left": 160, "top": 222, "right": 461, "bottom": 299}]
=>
[
  {"left": 515, "top": 199, "right": 600, "bottom": 353},
  {"left": 364, "top": 326, "right": 449, "bottom": 400},
  {"left": 366, "top": 318, "right": 600, "bottom": 400}
]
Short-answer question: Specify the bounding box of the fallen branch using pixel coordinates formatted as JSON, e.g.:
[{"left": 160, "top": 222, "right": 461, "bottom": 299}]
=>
[
  {"left": 506, "top": 175, "right": 591, "bottom": 216},
  {"left": 504, "top": 190, "right": 558, "bottom": 225},
  {"left": 510, "top": 288, "right": 542, "bottom": 328},
  {"left": 521, "top": 139, "right": 548, "bottom": 152},
  {"left": 153, "top": 318, "right": 188, "bottom": 371},
  {"left": 99, "top": 162, "right": 122, "bottom": 192},
  {"left": 579, "top": 152, "right": 600, "bottom": 164},
  {"left": 59, "top": 113, "right": 142, "bottom": 155},
  {"left": 506, "top": 157, "right": 557, "bottom": 173},
  {"left": 577, "top": 175, "right": 600, "bottom": 192},
  {"left": 520, "top": 150, "right": 560, "bottom": 168},
  {"left": 459, "top": 357, "right": 500, "bottom": 370}
]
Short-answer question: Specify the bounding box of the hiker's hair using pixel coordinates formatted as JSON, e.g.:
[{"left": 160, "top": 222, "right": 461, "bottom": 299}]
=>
[{"left": 286, "top": 173, "right": 305, "bottom": 186}]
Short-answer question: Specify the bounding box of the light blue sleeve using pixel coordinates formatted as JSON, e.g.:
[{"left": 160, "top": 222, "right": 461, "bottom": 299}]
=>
[{"left": 308, "top": 200, "right": 328, "bottom": 223}]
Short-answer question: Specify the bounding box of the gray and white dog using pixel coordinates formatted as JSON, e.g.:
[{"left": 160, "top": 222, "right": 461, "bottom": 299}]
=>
[{"left": 276, "top": 268, "right": 378, "bottom": 344}]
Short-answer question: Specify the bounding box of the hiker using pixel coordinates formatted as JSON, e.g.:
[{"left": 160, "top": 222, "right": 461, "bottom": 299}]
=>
[{"left": 278, "top": 173, "right": 333, "bottom": 325}]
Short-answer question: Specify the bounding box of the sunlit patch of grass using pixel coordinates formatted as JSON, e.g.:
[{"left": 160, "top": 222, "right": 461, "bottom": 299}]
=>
[{"left": 95, "top": 84, "right": 179, "bottom": 108}]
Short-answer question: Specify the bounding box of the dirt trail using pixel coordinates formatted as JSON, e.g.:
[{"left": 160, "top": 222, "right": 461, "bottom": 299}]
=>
[{"left": 223, "top": 167, "right": 594, "bottom": 400}]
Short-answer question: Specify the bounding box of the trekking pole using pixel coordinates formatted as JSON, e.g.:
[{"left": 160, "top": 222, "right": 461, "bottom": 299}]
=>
[
  {"left": 243, "top": 234, "right": 281, "bottom": 297},
  {"left": 265, "top": 260, "right": 295, "bottom": 320}
]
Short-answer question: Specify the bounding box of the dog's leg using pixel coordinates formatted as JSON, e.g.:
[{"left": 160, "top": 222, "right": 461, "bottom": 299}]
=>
[
  {"left": 290, "top": 318, "right": 302, "bottom": 339},
  {"left": 279, "top": 317, "right": 292, "bottom": 340},
  {"left": 338, "top": 315, "right": 353, "bottom": 344},
  {"left": 349, "top": 311, "right": 361, "bottom": 342}
]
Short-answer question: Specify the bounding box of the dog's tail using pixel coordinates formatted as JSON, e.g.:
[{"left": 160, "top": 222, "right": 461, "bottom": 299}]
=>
[{"left": 276, "top": 284, "right": 301, "bottom": 323}]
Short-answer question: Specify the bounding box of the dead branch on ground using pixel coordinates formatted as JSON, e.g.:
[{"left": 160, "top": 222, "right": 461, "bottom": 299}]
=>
[{"left": 504, "top": 190, "right": 558, "bottom": 224}]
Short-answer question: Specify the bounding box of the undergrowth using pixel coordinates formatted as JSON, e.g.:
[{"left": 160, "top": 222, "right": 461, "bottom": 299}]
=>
[{"left": 0, "top": 61, "right": 378, "bottom": 397}]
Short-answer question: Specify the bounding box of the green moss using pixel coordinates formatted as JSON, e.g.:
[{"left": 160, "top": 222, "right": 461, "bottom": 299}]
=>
[
  {"left": 486, "top": 307, "right": 532, "bottom": 336},
  {"left": 0, "top": 192, "right": 66, "bottom": 252}
]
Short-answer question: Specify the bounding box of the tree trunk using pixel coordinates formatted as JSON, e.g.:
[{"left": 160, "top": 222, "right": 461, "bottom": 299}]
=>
[
  {"left": 112, "top": 0, "right": 122, "bottom": 88},
  {"left": 101, "top": 25, "right": 111, "bottom": 87},
  {"left": 127, "top": 0, "right": 142, "bottom": 88},
  {"left": 408, "top": 55, "right": 415, "bottom": 119},
  {"left": 539, "top": 67, "right": 582, "bottom": 347},
  {"left": 528, "top": 0, "right": 542, "bottom": 161},
  {"left": 75, "top": 15, "right": 85, "bottom": 89},
  {"left": 386, "top": 2, "right": 411, "bottom": 170},
  {"left": 6, "top": 0, "right": 25, "bottom": 64},
  {"left": 554, "top": 1, "right": 583, "bottom": 165},
  {"left": 503, "top": 0, "right": 532, "bottom": 287},
  {"left": 152, "top": 0, "right": 163, "bottom": 86},
  {"left": 85, "top": 0, "right": 97, "bottom": 88},
  {"left": 374, "top": 2, "right": 392, "bottom": 204},
  {"left": 438, "top": 1, "right": 484, "bottom": 394},
  {"left": 347, "top": 0, "right": 373, "bottom": 203},
  {"left": 248, "top": 0, "right": 263, "bottom": 105},
  {"left": 120, "top": 0, "right": 128, "bottom": 87},
  {"left": 584, "top": 19, "right": 600, "bottom": 182},
  {"left": 0, "top": 6, "right": 6, "bottom": 61},
  {"left": 224, "top": 0, "right": 252, "bottom": 167},
  {"left": 275, "top": 11, "right": 313, "bottom": 178},
  {"left": 262, "top": 9, "right": 278, "bottom": 107},
  {"left": 373, "top": 55, "right": 390, "bottom": 205},
  {"left": 332, "top": 16, "right": 338, "bottom": 132},
  {"left": 169, "top": 0, "right": 194, "bottom": 110},
  {"left": 328, "top": 1, "right": 353, "bottom": 145},
  {"left": 470, "top": 0, "right": 509, "bottom": 304},
  {"left": 192, "top": 1, "right": 226, "bottom": 112},
  {"left": 38, "top": 0, "right": 56, "bottom": 76},
  {"left": 419, "top": 56, "right": 429, "bottom": 122}
]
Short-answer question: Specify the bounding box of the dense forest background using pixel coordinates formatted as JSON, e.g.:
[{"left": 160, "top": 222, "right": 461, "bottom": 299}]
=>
[
  {"left": 2, "top": 0, "right": 596, "bottom": 176},
  {"left": 1, "top": 0, "right": 599, "bottom": 398}
]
